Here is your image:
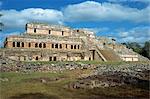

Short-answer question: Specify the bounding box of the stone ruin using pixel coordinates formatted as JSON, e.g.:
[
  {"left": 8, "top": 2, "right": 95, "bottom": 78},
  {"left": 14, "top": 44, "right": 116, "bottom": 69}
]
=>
[{"left": 1, "top": 22, "right": 149, "bottom": 62}]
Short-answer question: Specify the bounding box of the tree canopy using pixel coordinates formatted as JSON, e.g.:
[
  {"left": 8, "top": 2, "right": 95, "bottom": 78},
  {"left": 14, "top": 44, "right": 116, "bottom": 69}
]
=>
[{"left": 122, "top": 41, "right": 150, "bottom": 59}]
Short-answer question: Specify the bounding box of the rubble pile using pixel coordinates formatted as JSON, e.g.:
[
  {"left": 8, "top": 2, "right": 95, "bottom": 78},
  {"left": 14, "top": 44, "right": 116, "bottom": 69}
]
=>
[
  {"left": 67, "top": 63, "right": 150, "bottom": 89},
  {"left": 0, "top": 57, "right": 92, "bottom": 72}
]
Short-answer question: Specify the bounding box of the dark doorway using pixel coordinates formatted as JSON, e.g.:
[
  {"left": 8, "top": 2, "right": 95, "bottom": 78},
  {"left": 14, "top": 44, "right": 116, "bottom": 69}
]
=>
[
  {"left": 89, "top": 57, "right": 91, "bottom": 60},
  {"left": 71, "top": 45, "right": 73, "bottom": 49},
  {"left": 78, "top": 45, "right": 80, "bottom": 49},
  {"left": 43, "top": 43, "right": 46, "bottom": 48},
  {"left": 22, "top": 42, "right": 24, "bottom": 47},
  {"left": 49, "top": 30, "right": 51, "bottom": 34},
  {"left": 62, "top": 31, "right": 64, "bottom": 36},
  {"left": 52, "top": 44, "right": 54, "bottom": 48},
  {"left": 17, "top": 42, "right": 20, "bottom": 47},
  {"left": 49, "top": 57, "right": 52, "bottom": 61},
  {"left": 55, "top": 44, "right": 58, "bottom": 48},
  {"left": 92, "top": 50, "right": 95, "bottom": 60},
  {"left": 59, "top": 44, "right": 62, "bottom": 49},
  {"left": 39, "top": 43, "right": 42, "bottom": 48},
  {"left": 53, "top": 57, "right": 56, "bottom": 61},
  {"left": 74, "top": 45, "right": 76, "bottom": 49},
  {"left": 29, "top": 43, "right": 31, "bottom": 47},
  {"left": 36, "top": 56, "right": 38, "bottom": 60},
  {"left": 13, "top": 42, "right": 15, "bottom": 47},
  {"left": 35, "top": 43, "right": 38, "bottom": 48},
  {"left": 34, "top": 28, "right": 36, "bottom": 33}
]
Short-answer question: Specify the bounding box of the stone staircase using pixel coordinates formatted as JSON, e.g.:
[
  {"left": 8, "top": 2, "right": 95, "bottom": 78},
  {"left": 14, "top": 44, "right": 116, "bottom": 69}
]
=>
[
  {"left": 98, "top": 49, "right": 122, "bottom": 62},
  {"left": 81, "top": 37, "right": 122, "bottom": 62},
  {"left": 94, "top": 45, "right": 121, "bottom": 62}
]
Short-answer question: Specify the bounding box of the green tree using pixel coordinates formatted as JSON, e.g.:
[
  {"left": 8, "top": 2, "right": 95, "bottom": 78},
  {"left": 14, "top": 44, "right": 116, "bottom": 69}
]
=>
[
  {"left": 142, "top": 41, "right": 150, "bottom": 59},
  {"left": 122, "top": 41, "right": 150, "bottom": 59},
  {"left": 125, "top": 42, "right": 142, "bottom": 54}
]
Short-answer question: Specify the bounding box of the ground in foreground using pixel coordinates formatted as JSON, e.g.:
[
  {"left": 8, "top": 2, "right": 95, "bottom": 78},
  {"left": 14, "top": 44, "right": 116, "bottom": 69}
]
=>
[{"left": 0, "top": 65, "right": 149, "bottom": 99}]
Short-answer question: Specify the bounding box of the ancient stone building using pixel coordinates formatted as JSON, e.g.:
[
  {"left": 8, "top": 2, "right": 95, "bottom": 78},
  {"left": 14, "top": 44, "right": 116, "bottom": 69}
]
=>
[{"left": 2, "top": 23, "right": 147, "bottom": 62}]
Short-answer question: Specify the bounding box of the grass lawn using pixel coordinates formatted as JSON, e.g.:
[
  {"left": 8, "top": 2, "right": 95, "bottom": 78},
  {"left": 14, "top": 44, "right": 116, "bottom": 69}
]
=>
[{"left": 0, "top": 69, "right": 93, "bottom": 99}]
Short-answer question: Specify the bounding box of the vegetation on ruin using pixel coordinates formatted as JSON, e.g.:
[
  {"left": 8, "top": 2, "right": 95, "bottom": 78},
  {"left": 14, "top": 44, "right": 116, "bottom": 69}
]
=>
[
  {"left": 23, "top": 60, "right": 149, "bottom": 66},
  {"left": 122, "top": 40, "right": 150, "bottom": 59}
]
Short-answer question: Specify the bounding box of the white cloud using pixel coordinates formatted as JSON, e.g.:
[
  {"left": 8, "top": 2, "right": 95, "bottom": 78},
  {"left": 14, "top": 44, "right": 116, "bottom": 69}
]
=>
[
  {"left": 63, "top": 1, "right": 150, "bottom": 23},
  {"left": 119, "top": 32, "right": 129, "bottom": 38},
  {"left": 81, "top": 27, "right": 109, "bottom": 33},
  {"left": 1, "top": 8, "right": 63, "bottom": 29},
  {"left": 117, "top": 26, "right": 150, "bottom": 43},
  {"left": 1, "top": 1, "right": 150, "bottom": 30},
  {"left": 108, "top": 0, "right": 150, "bottom": 3}
]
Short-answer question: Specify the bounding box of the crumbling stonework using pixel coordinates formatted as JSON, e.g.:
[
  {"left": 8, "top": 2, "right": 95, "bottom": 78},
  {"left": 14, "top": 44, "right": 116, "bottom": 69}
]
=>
[{"left": 2, "top": 22, "right": 149, "bottom": 62}]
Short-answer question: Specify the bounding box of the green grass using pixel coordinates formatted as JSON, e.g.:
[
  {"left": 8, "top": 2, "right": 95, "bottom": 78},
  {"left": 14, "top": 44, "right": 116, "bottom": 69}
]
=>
[
  {"left": 23, "top": 61, "right": 61, "bottom": 64},
  {"left": 0, "top": 72, "right": 66, "bottom": 99},
  {"left": 0, "top": 70, "right": 91, "bottom": 99},
  {"left": 0, "top": 61, "right": 149, "bottom": 99},
  {"left": 23, "top": 60, "right": 128, "bottom": 65},
  {"left": 0, "top": 71, "right": 149, "bottom": 99}
]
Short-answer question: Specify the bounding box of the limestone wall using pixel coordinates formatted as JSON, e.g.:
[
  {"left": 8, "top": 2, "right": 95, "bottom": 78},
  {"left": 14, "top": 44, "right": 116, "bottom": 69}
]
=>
[
  {"left": 1, "top": 49, "right": 86, "bottom": 62},
  {"left": 4, "top": 36, "right": 83, "bottom": 52},
  {"left": 120, "top": 55, "right": 138, "bottom": 61},
  {"left": 26, "top": 23, "right": 71, "bottom": 36}
]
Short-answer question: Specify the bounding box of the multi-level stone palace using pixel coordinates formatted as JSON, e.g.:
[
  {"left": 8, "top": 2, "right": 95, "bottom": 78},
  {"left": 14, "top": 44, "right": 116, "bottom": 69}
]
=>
[{"left": 2, "top": 23, "right": 147, "bottom": 62}]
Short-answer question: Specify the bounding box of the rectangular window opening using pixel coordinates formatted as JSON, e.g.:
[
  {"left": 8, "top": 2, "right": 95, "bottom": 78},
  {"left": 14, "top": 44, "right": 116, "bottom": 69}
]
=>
[
  {"left": 55, "top": 44, "right": 58, "bottom": 48},
  {"left": 49, "top": 57, "right": 52, "bottom": 61},
  {"left": 22, "top": 42, "right": 24, "bottom": 47},
  {"left": 52, "top": 44, "right": 54, "bottom": 48},
  {"left": 49, "top": 30, "right": 51, "bottom": 34},
  {"left": 53, "top": 57, "right": 56, "bottom": 61},
  {"left": 74, "top": 45, "right": 76, "bottom": 49},
  {"left": 34, "top": 28, "right": 36, "bottom": 33},
  {"left": 62, "top": 31, "right": 64, "bottom": 36},
  {"left": 60, "top": 44, "right": 62, "bottom": 49},
  {"left": 71, "top": 45, "right": 73, "bottom": 49},
  {"left": 17, "top": 42, "right": 20, "bottom": 47},
  {"left": 29, "top": 43, "right": 31, "bottom": 47},
  {"left": 13, "top": 42, "right": 15, "bottom": 47},
  {"left": 78, "top": 45, "right": 80, "bottom": 49}
]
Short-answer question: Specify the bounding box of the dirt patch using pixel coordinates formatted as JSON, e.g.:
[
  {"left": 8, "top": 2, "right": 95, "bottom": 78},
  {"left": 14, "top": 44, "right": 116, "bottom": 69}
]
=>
[{"left": 9, "top": 93, "right": 60, "bottom": 99}]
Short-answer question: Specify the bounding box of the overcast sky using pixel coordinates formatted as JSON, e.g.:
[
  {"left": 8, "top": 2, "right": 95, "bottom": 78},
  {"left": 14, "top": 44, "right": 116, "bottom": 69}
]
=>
[{"left": 0, "top": 0, "right": 150, "bottom": 46}]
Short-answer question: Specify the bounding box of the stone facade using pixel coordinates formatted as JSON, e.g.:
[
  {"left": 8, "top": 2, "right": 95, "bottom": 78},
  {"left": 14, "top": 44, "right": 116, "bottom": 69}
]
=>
[{"left": 2, "top": 22, "right": 146, "bottom": 62}]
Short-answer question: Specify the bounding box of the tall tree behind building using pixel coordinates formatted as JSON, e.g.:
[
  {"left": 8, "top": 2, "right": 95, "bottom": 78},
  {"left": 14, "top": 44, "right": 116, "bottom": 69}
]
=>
[
  {"left": 124, "top": 42, "right": 142, "bottom": 54},
  {"left": 122, "top": 41, "right": 150, "bottom": 59},
  {"left": 142, "top": 41, "right": 150, "bottom": 59}
]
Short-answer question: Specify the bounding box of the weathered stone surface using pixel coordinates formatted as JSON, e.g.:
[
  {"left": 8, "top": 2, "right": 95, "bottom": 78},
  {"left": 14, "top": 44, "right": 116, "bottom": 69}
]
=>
[{"left": 66, "top": 63, "right": 150, "bottom": 89}]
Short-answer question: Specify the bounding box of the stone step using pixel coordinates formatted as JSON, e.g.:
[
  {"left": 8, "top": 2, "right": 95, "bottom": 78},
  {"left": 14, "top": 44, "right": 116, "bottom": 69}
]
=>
[{"left": 99, "top": 50, "right": 121, "bottom": 61}]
